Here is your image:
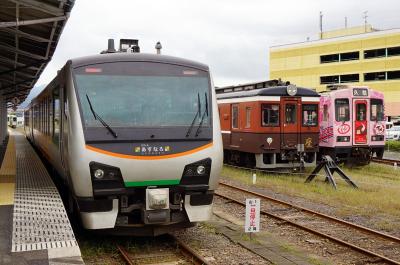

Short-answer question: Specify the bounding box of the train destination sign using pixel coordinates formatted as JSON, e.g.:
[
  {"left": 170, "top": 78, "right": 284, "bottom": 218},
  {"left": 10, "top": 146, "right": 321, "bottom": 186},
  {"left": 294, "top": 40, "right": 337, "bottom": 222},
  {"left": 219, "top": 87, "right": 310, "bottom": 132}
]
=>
[
  {"left": 245, "top": 198, "right": 260, "bottom": 233},
  {"left": 353, "top": 88, "right": 368, "bottom": 97}
]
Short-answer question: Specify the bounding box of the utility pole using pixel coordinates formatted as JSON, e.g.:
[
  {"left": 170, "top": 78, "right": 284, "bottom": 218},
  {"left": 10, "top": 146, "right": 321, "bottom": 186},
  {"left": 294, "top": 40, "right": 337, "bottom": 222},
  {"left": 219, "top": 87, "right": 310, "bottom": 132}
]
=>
[
  {"left": 345, "top": 16, "right": 348, "bottom": 28},
  {"left": 363, "top": 11, "right": 368, "bottom": 32},
  {"left": 319, "top": 11, "right": 323, "bottom": 39}
]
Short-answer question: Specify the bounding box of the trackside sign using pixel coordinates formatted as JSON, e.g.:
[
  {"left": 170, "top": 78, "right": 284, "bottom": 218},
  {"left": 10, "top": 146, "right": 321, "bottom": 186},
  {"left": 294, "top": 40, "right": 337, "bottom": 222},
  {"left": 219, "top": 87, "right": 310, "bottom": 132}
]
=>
[{"left": 245, "top": 198, "right": 260, "bottom": 232}]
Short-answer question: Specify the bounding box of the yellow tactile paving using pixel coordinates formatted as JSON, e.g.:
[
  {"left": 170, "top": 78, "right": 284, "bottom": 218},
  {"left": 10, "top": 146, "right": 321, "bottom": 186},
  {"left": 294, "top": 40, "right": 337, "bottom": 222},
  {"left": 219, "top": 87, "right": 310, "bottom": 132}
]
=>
[
  {"left": 0, "top": 183, "right": 15, "bottom": 205},
  {"left": 0, "top": 135, "right": 16, "bottom": 177},
  {"left": 0, "top": 133, "right": 16, "bottom": 205}
]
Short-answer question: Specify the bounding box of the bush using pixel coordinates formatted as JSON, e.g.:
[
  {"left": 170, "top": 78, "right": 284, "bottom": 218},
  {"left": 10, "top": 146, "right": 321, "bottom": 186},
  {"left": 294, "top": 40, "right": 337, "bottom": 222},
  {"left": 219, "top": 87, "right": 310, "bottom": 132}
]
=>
[{"left": 385, "top": 140, "right": 400, "bottom": 152}]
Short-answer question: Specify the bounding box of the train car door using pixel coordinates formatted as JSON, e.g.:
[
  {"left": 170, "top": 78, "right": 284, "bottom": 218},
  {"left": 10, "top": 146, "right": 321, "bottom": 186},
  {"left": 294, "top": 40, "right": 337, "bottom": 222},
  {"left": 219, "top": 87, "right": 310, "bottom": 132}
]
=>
[
  {"left": 353, "top": 99, "right": 368, "bottom": 145},
  {"left": 281, "top": 98, "right": 301, "bottom": 148}
]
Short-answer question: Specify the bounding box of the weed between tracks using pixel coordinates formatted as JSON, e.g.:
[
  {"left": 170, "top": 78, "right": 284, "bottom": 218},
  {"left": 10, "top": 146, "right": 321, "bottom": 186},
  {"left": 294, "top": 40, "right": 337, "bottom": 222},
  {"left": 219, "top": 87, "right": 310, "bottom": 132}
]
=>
[{"left": 221, "top": 164, "right": 400, "bottom": 232}]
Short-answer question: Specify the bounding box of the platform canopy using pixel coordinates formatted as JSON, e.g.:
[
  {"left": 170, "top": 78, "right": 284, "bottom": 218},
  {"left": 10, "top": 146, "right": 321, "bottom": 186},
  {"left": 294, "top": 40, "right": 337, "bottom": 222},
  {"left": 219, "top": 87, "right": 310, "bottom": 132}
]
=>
[{"left": 0, "top": 0, "right": 75, "bottom": 108}]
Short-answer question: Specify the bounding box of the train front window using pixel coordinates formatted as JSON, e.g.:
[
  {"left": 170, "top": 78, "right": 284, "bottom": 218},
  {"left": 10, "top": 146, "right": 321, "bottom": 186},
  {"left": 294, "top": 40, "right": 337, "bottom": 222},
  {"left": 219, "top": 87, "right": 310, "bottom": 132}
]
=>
[
  {"left": 302, "top": 104, "right": 318, "bottom": 126},
  {"left": 73, "top": 62, "right": 210, "bottom": 128},
  {"left": 356, "top": 103, "right": 367, "bottom": 121},
  {"left": 285, "top": 104, "right": 296, "bottom": 124},
  {"left": 262, "top": 104, "right": 279, "bottom": 126},
  {"left": 370, "top": 99, "right": 384, "bottom": 121},
  {"left": 335, "top": 99, "right": 350, "bottom": 122}
]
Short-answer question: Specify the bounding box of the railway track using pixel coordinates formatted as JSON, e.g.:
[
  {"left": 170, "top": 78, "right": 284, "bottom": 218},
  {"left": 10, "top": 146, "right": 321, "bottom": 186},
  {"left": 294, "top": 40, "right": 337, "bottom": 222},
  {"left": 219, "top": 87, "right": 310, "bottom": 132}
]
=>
[
  {"left": 371, "top": 157, "right": 400, "bottom": 166},
  {"left": 216, "top": 181, "right": 400, "bottom": 264},
  {"left": 117, "top": 233, "right": 210, "bottom": 265}
]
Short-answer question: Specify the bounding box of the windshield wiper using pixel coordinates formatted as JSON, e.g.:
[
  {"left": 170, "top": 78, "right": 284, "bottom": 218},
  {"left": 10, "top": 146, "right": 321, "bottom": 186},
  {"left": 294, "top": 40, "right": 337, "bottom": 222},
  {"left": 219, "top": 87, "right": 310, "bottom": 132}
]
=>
[
  {"left": 195, "top": 92, "right": 209, "bottom": 137},
  {"left": 86, "top": 94, "right": 118, "bottom": 138},
  {"left": 186, "top": 93, "right": 201, "bottom": 137}
]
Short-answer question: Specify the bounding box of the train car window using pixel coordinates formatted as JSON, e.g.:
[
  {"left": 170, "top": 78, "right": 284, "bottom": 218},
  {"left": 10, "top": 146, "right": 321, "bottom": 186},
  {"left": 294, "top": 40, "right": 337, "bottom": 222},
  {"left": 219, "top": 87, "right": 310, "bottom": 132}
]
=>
[
  {"left": 285, "top": 104, "right": 297, "bottom": 124},
  {"left": 262, "top": 104, "right": 279, "bottom": 126},
  {"left": 302, "top": 104, "right": 318, "bottom": 126},
  {"left": 335, "top": 99, "right": 350, "bottom": 122},
  {"left": 364, "top": 48, "right": 386, "bottom": 59},
  {"left": 370, "top": 99, "right": 384, "bottom": 121},
  {"left": 232, "top": 105, "right": 239, "bottom": 129},
  {"left": 323, "top": 105, "right": 328, "bottom": 122},
  {"left": 387, "top": 46, "right": 400, "bottom": 57},
  {"left": 53, "top": 86, "right": 61, "bottom": 144},
  {"left": 356, "top": 103, "right": 366, "bottom": 121},
  {"left": 245, "top": 107, "right": 251, "bottom": 128}
]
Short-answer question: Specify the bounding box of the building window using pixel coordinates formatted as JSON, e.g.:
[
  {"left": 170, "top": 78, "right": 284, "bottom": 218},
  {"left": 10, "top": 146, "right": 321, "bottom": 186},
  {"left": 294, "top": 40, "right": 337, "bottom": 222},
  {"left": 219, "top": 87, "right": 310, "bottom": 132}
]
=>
[
  {"left": 335, "top": 99, "right": 350, "bottom": 122},
  {"left": 302, "top": 104, "right": 318, "bottom": 126},
  {"left": 320, "top": 75, "right": 339, "bottom": 84},
  {"left": 387, "top": 70, "right": 400, "bottom": 80},
  {"left": 364, "top": 48, "right": 386, "bottom": 59},
  {"left": 387, "top": 46, "right": 400, "bottom": 57},
  {"left": 320, "top": 54, "right": 339, "bottom": 63},
  {"left": 364, "top": 72, "right": 386, "bottom": 81},
  {"left": 245, "top": 107, "right": 251, "bottom": 128},
  {"left": 340, "top": 73, "right": 359, "bottom": 83},
  {"left": 340, "top": 51, "right": 359, "bottom": 61},
  {"left": 370, "top": 99, "right": 384, "bottom": 121},
  {"left": 262, "top": 104, "right": 279, "bottom": 126},
  {"left": 231, "top": 104, "right": 238, "bottom": 129}
]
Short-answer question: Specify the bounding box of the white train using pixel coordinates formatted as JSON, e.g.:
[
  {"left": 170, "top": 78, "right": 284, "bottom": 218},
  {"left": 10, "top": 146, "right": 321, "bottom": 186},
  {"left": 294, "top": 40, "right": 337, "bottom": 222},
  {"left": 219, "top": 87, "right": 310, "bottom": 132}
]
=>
[{"left": 24, "top": 41, "right": 223, "bottom": 235}]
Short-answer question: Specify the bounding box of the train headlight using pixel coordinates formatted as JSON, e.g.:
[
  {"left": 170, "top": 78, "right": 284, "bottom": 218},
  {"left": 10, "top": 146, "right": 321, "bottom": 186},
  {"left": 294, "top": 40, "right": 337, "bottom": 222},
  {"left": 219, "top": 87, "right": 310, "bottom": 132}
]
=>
[
  {"left": 181, "top": 158, "right": 212, "bottom": 186},
  {"left": 89, "top": 162, "right": 124, "bottom": 196},
  {"left": 94, "top": 169, "right": 105, "bottom": 179},
  {"left": 196, "top": 165, "right": 206, "bottom": 175}
]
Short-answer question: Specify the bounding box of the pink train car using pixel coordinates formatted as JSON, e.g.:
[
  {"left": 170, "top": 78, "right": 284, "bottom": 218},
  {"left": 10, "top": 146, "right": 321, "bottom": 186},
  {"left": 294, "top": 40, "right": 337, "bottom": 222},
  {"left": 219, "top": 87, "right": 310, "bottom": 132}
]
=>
[{"left": 318, "top": 85, "right": 385, "bottom": 163}]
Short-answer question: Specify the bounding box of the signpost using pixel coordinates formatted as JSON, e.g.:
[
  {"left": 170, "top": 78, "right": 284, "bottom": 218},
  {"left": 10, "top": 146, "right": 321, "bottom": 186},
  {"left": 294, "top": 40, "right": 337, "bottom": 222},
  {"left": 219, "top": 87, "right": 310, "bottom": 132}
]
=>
[{"left": 245, "top": 198, "right": 260, "bottom": 235}]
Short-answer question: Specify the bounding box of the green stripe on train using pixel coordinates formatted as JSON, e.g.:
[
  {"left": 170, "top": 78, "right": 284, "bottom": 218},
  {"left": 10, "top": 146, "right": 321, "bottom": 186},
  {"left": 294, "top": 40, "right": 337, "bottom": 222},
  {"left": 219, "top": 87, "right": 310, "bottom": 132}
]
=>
[{"left": 124, "top": 179, "right": 180, "bottom": 187}]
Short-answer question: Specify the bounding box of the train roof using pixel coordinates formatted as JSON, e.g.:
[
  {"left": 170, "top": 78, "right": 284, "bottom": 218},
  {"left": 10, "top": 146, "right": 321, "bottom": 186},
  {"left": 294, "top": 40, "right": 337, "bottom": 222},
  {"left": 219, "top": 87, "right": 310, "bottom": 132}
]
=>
[
  {"left": 217, "top": 85, "right": 320, "bottom": 100},
  {"left": 68, "top": 53, "right": 209, "bottom": 71}
]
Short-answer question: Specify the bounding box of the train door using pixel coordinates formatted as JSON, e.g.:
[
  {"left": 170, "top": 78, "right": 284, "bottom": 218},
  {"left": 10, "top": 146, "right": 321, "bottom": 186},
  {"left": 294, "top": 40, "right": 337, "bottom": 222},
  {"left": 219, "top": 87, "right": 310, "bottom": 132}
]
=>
[
  {"left": 230, "top": 103, "right": 239, "bottom": 146},
  {"left": 353, "top": 99, "right": 368, "bottom": 145},
  {"left": 60, "top": 81, "right": 70, "bottom": 181},
  {"left": 281, "top": 98, "right": 301, "bottom": 148}
]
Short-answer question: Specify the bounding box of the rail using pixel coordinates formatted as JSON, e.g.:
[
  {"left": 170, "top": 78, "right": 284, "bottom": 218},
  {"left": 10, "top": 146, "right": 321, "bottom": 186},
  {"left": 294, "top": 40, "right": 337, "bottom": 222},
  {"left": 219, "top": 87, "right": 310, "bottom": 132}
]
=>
[{"left": 216, "top": 181, "right": 400, "bottom": 264}]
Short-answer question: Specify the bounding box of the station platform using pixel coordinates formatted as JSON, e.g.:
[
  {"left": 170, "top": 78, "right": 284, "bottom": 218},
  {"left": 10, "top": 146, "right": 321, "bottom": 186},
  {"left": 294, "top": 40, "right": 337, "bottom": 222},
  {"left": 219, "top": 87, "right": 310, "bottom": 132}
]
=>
[{"left": 0, "top": 130, "right": 83, "bottom": 265}]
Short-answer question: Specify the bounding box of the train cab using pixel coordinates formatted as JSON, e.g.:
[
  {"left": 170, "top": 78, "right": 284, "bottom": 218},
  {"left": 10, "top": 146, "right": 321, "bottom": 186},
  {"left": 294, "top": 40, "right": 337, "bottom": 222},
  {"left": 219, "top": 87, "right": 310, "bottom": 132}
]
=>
[
  {"left": 216, "top": 80, "right": 320, "bottom": 169},
  {"left": 319, "top": 85, "right": 385, "bottom": 163}
]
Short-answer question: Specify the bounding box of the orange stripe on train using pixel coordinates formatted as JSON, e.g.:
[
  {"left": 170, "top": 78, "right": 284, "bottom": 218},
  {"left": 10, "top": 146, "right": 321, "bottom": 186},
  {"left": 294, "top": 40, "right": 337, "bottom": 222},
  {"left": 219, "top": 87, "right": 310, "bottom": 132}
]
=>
[{"left": 85, "top": 142, "right": 213, "bottom": 160}]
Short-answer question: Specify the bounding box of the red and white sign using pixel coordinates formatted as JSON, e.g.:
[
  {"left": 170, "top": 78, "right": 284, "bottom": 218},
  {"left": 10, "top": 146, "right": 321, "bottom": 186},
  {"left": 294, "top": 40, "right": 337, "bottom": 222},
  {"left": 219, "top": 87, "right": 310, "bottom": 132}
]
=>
[
  {"left": 245, "top": 199, "right": 260, "bottom": 233},
  {"left": 374, "top": 124, "right": 385, "bottom": 135},
  {"left": 337, "top": 124, "right": 350, "bottom": 134}
]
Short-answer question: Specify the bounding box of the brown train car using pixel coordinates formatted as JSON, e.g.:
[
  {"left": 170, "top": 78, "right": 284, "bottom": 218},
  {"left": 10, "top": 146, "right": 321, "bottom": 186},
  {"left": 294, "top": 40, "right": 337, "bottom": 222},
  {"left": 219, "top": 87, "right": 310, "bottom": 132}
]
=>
[{"left": 216, "top": 81, "right": 320, "bottom": 169}]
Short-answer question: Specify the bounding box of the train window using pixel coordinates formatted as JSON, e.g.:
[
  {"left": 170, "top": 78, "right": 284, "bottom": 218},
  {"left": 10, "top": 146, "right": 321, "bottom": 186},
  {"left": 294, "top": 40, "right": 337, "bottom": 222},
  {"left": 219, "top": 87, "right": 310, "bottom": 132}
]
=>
[
  {"left": 302, "top": 104, "right": 318, "bottom": 126},
  {"left": 53, "top": 87, "right": 60, "bottom": 144},
  {"left": 323, "top": 105, "right": 328, "bottom": 121},
  {"left": 49, "top": 97, "right": 53, "bottom": 136},
  {"left": 335, "top": 99, "right": 350, "bottom": 122},
  {"left": 262, "top": 104, "right": 279, "bottom": 126},
  {"left": 232, "top": 105, "right": 239, "bottom": 129},
  {"left": 356, "top": 103, "right": 367, "bottom": 121},
  {"left": 245, "top": 107, "right": 251, "bottom": 128},
  {"left": 285, "top": 104, "right": 296, "bottom": 124},
  {"left": 370, "top": 99, "right": 384, "bottom": 121}
]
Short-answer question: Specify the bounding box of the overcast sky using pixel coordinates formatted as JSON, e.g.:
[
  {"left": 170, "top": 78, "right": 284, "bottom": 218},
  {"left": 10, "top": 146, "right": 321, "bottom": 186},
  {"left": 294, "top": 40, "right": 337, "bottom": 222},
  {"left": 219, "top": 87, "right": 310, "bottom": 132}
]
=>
[{"left": 35, "top": 0, "right": 400, "bottom": 88}]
